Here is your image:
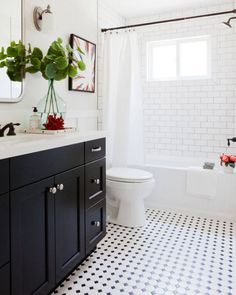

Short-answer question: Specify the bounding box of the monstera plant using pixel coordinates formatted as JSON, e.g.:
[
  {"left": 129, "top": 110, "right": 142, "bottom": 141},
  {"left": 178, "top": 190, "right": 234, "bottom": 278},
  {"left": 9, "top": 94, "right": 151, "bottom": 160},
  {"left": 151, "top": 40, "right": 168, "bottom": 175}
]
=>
[{"left": 0, "top": 38, "right": 86, "bottom": 129}]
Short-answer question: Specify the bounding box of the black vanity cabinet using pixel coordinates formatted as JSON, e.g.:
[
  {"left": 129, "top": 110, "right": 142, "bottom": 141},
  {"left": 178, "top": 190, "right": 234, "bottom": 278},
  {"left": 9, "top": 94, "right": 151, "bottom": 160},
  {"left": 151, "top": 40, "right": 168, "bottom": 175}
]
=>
[
  {"left": 0, "top": 194, "right": 10, "bottom": 295},
  {"left": 0, "top": 137, "right": 106, "bottom": 295},
  {"left": 0, "top": 160, "right": 10, "bottom": 295}
]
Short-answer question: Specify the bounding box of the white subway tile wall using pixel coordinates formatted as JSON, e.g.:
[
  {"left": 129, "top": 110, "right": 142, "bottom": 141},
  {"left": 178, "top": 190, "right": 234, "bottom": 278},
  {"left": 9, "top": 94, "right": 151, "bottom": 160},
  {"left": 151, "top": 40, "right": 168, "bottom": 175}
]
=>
[{"left": 99, "top": 2, "right": 236, "bottom": 159}]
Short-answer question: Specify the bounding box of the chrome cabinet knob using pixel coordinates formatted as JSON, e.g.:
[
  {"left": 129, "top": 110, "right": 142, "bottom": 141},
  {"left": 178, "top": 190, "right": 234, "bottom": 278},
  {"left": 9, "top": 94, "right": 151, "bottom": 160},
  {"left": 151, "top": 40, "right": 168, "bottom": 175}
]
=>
[
  {"left": 57, "top": 184, "right": 64, "bottom": 191},
  {"left": 91, "top": 179, "right": 100, "bottom": 185},
  {"left": 92, "top": 221, "right": 100, "bottom": 227},
  {"left": 49, "top": 187, "right": 57, "bottom": 194}
]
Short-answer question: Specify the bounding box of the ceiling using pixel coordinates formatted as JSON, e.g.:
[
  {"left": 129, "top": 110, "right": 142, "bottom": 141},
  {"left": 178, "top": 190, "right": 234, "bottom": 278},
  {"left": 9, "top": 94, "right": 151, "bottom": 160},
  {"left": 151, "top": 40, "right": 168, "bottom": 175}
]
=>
[{"left": 106, "top": 0, "right": 233, "bottom": 18}]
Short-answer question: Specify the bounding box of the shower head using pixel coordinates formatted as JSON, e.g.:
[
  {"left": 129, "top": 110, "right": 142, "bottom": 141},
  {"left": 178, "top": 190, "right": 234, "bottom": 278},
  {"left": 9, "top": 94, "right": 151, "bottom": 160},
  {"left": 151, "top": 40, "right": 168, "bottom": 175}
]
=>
[
  {"left": 222, "top": 16, "right": 236, "bottom": 28},
  {"left": 223, "top": 19, "right": 232, "bottom": 28}
]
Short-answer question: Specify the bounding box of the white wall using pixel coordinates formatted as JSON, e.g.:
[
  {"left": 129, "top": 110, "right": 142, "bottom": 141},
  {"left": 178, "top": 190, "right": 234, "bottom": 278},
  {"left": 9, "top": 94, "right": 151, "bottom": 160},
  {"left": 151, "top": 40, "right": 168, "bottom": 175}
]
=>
[
  {"left": 126, "top": 3, "right": 236, "bottom": 159},
  {"left": 0, "top": 0, "right": 98, "bottom": 131}
]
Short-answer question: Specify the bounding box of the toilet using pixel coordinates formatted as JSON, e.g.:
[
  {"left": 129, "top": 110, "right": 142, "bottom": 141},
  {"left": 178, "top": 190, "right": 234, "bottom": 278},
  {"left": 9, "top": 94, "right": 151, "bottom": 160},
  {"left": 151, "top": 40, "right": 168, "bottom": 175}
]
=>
[{"left": 106, "top": 167, "right": 155, "bottom": 227}]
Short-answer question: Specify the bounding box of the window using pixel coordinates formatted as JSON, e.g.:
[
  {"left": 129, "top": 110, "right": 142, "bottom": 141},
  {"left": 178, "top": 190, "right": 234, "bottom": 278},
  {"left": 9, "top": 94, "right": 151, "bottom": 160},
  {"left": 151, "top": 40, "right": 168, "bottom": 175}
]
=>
[{"left": 147, "top": 36, "right": 210, "bottom": 81}]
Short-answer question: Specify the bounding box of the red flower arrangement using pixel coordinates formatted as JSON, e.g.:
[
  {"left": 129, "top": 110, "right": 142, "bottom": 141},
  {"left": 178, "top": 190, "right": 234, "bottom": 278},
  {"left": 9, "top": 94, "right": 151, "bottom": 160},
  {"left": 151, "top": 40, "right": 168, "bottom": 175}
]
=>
[
  {"left": 44, "top": 115, "right": 65, "bottom": 130},
  {"left": 220, "top": 154, "right": 236, "bottom": 168}
]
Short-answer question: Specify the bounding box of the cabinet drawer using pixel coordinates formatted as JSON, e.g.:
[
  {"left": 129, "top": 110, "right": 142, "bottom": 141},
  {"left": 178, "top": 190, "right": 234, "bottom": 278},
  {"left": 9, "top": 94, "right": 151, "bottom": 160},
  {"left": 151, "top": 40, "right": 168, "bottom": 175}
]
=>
[
  {"left": 0, "top": 193, "right": 9, "bottom": 267},
  {"left": 85, "top": 158, "right": 106, "bottom": 208},
  {"left": 0, "top": 263, "right": 10, "bottom": 295},
  {"left": 85, "top": 138, "right": 105, "bottom": 163},
  {"left": 11, "top": 143, "right": 84, "bottom": 189},
  {"left": 86, "top": 199, "right": 106, "bottom": 254},
  {"left": 0, "top": 160, "right": 9, "bottom": 195}
]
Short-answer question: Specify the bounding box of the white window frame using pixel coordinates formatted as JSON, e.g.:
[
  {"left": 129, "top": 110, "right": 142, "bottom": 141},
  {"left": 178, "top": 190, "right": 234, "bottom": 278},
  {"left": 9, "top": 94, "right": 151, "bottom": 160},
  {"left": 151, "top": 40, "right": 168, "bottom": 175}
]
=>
[{"left": 147, "top": 35, "right": 211, "bottom": 82}]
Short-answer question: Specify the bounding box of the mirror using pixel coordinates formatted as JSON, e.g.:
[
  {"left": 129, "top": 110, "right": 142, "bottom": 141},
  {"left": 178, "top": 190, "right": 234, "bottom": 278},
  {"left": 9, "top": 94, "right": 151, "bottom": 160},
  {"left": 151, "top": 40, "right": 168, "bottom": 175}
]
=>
[{"left": 0, "top": 0, "right": 23, "bottom": 102}]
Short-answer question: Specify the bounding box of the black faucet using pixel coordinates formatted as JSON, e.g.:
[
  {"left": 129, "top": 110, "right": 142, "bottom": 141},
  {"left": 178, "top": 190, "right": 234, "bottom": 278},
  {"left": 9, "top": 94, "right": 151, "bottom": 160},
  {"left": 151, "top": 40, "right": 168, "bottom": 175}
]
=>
[
  {"left": 227, "top": 137, "right": 236, "bottom": 146},
  {"left": 0, "top": 123, "right": 21, "bottom": 137}
]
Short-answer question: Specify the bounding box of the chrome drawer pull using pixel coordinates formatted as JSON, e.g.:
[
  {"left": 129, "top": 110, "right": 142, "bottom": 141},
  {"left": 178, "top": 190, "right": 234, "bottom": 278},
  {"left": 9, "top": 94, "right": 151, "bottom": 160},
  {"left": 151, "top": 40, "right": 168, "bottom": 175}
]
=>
[
  {"left": 57, "top": 184, "right": 64, "bottom": 191},
  {"left": 49, "top": 187, "right": 57, "bottom": 194},
  {"left": 92, "top": 221, "right": 100, "bottom": 227},
  {"left": 91, "top": 179, "right": 100, "bottom": 185},
  {"left": 91, "top": 146, "right": 102, "bottom": 152}
]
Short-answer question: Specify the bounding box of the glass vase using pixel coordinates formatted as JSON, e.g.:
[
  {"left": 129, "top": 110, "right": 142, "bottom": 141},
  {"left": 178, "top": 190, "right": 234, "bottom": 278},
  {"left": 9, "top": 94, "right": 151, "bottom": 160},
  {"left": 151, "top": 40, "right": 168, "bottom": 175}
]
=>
[
  {"left": 37, "top": 80, "right": 66, "bottom": 128},
  {"left": 222, "top": 163, "right": 235, "bottom": 174}
]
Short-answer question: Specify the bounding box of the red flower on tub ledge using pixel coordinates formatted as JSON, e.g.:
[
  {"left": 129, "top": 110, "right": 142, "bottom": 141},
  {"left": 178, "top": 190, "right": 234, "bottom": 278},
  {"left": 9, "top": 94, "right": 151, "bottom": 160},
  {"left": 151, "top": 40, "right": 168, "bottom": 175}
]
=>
[
  {"left": 44, "top": 115, "right": 65, "bottom": 130},
  {"left": 220, "top": 154, "right": 236, "bottom": 169}
]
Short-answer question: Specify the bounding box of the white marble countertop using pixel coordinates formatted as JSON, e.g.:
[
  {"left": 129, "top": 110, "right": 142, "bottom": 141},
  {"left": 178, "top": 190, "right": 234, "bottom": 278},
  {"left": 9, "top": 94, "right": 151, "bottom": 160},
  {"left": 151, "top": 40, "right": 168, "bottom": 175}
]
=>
[{"left": 0, "top": 130, "right": 107, "bottom": 160}]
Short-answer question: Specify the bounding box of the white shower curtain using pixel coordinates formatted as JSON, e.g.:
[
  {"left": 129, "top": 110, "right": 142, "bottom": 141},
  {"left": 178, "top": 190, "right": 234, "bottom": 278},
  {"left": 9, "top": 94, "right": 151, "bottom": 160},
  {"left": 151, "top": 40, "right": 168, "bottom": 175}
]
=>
[{"left": 102, "top": 31, "right": 144, "bottom": 167}]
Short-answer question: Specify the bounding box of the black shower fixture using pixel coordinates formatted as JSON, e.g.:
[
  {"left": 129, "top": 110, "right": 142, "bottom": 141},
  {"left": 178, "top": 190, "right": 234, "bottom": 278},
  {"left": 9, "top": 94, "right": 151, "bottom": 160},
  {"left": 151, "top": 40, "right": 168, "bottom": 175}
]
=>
[{"left": 227, "top": 137, "right": 236, "bottom": 146}]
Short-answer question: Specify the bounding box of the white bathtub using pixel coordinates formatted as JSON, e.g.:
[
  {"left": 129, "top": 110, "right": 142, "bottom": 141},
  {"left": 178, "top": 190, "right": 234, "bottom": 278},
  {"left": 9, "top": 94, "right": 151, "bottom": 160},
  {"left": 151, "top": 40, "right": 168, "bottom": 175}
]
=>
[{"left": 141, "top": 156, "right": 236, "bottom": 221}]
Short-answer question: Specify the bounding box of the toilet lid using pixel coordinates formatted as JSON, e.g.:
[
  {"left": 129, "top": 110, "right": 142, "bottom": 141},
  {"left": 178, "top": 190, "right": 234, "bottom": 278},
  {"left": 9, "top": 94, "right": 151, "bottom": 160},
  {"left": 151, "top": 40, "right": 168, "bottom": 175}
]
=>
[{"left": 106, "top": 167, "right": 153, "bottom": 183}]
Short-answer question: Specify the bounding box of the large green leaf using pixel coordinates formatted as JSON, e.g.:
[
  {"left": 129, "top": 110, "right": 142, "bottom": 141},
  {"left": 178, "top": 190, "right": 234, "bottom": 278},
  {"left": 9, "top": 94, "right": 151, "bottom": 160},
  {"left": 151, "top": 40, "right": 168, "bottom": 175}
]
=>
[
  {"left": 68, "top": 64, "right": 77, "bottom": 78},
  {"left": 66, "top": 44, "right": 73, "bottom": 53},
  {"left": 7, "top": 68, "right": 24, "bottom": 82},
  {"left": 54, "top": 68, "right": 68, "bottom": 81},
  {"left": 32, "top": 47, "right": 43, "bottom": 60},
  {"left": 77, "top": 46, "right": 85, "bottom": 55},
  {"left": 78, "top": 60, "right": 86, "bottom": 71},
  {"left": 0, "top": 61, "right": 6, "bottom": 68},
  {"left": 57, "top": 37, "right": 63, "bottom": 44},
  {"left": 7, "top": 46, "right": 18, "bottom": 57},
  {"left": 5, "top": 60, "right": 15, "bottom": 71},
  {"left": 0, "top": 52, "right": 6, "bottom": 60},
  {"left": 45, "top": 63, "right": 57, "bottom": 79},
  {"left": 10, "top": 41, "right": 16, "bottom": 47},
  {"left": 17, "top": 44, "right": 25, "bottom": 56},
  {"left": 31, "top": 57, "right": 41, "bottom": 70},
  {"left": 26, "top": 66, "right": 39, "bottom": 74},
  {"left": 55, "top": 56, "right": 68, "bottom": 70}
]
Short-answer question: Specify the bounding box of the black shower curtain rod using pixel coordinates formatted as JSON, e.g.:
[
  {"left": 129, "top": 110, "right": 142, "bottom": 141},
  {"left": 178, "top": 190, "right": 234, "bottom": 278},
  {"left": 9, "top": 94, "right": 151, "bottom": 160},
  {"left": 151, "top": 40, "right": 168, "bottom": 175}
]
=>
[{"left": 101, "top": 9, "right": 236, "bottom": 32}]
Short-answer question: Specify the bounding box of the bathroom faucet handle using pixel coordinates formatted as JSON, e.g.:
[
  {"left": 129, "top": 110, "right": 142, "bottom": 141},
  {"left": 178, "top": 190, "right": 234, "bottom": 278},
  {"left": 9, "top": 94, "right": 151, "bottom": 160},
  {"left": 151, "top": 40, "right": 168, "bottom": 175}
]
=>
[
  {"left": 7, "top": 123, "right": 21, "bottom": 136},
  {"left": 227, "top": 137, "right": 236, "bottom": 146}
]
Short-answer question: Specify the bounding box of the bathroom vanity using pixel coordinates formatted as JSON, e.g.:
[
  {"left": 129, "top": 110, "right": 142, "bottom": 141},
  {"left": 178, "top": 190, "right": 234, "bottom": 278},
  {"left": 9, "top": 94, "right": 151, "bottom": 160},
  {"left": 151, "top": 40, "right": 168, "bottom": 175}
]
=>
[{"left": 0, "top": 132, "right": 106, "bottom": 295}]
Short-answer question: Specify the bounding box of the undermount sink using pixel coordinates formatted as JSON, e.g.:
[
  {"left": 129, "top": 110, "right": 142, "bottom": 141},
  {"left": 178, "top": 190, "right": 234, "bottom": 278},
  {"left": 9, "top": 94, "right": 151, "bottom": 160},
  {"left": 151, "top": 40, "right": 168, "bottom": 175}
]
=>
[{"left": 0, "top": 134, "right": 48, "bottom": 145}]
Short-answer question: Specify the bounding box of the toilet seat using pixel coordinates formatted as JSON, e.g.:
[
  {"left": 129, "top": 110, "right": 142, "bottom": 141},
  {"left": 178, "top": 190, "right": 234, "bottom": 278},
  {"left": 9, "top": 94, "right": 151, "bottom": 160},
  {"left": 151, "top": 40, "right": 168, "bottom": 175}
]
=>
[{"left": 107, "top": 167, "right": 153, "bottom": 183}]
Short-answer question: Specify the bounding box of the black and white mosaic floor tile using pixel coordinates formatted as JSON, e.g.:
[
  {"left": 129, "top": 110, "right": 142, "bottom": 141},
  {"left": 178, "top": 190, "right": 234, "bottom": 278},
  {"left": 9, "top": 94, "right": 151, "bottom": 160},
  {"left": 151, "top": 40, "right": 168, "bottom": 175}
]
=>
[{"left": 53, "top": 209, "right": 236, "bottom": 295}]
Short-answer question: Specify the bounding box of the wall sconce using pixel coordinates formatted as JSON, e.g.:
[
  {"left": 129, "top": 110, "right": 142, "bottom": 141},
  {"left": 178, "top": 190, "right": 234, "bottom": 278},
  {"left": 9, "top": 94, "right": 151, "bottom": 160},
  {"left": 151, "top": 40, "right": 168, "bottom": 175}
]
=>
[{"left": 33, "top": 5, "right": 53, "bottom": 31}]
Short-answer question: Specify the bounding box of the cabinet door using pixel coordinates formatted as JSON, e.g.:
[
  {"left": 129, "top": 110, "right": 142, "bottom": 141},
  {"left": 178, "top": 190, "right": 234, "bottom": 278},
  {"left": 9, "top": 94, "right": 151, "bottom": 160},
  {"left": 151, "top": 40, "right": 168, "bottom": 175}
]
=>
[
  {"left": 86, "top": 199, "right": 106, "bottom": 255},
  {"left": 0, "top": 264, "right": 10, "bottom": 295},
  {"left": 11, "top": 178, "right": 55, "bottom": 295},
  {"left": 55, "top": 166, "right": 85, "bottom": 283},
  {"left": 85, "top": 158, "right": 106, "bottom": 208},
  {"left": 0, "top": 193, "right": 9, "bottom": 268},
  {"left": 0, "top": 160, "right": 9, "bottom": 195}
]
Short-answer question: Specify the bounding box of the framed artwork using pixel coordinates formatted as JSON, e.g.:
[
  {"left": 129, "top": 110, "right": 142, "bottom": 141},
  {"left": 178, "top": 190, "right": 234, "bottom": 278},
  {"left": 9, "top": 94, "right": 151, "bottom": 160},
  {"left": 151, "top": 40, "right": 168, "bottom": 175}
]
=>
[{"left": 69, "top": 34, "right": 96, "bottom": 93}]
